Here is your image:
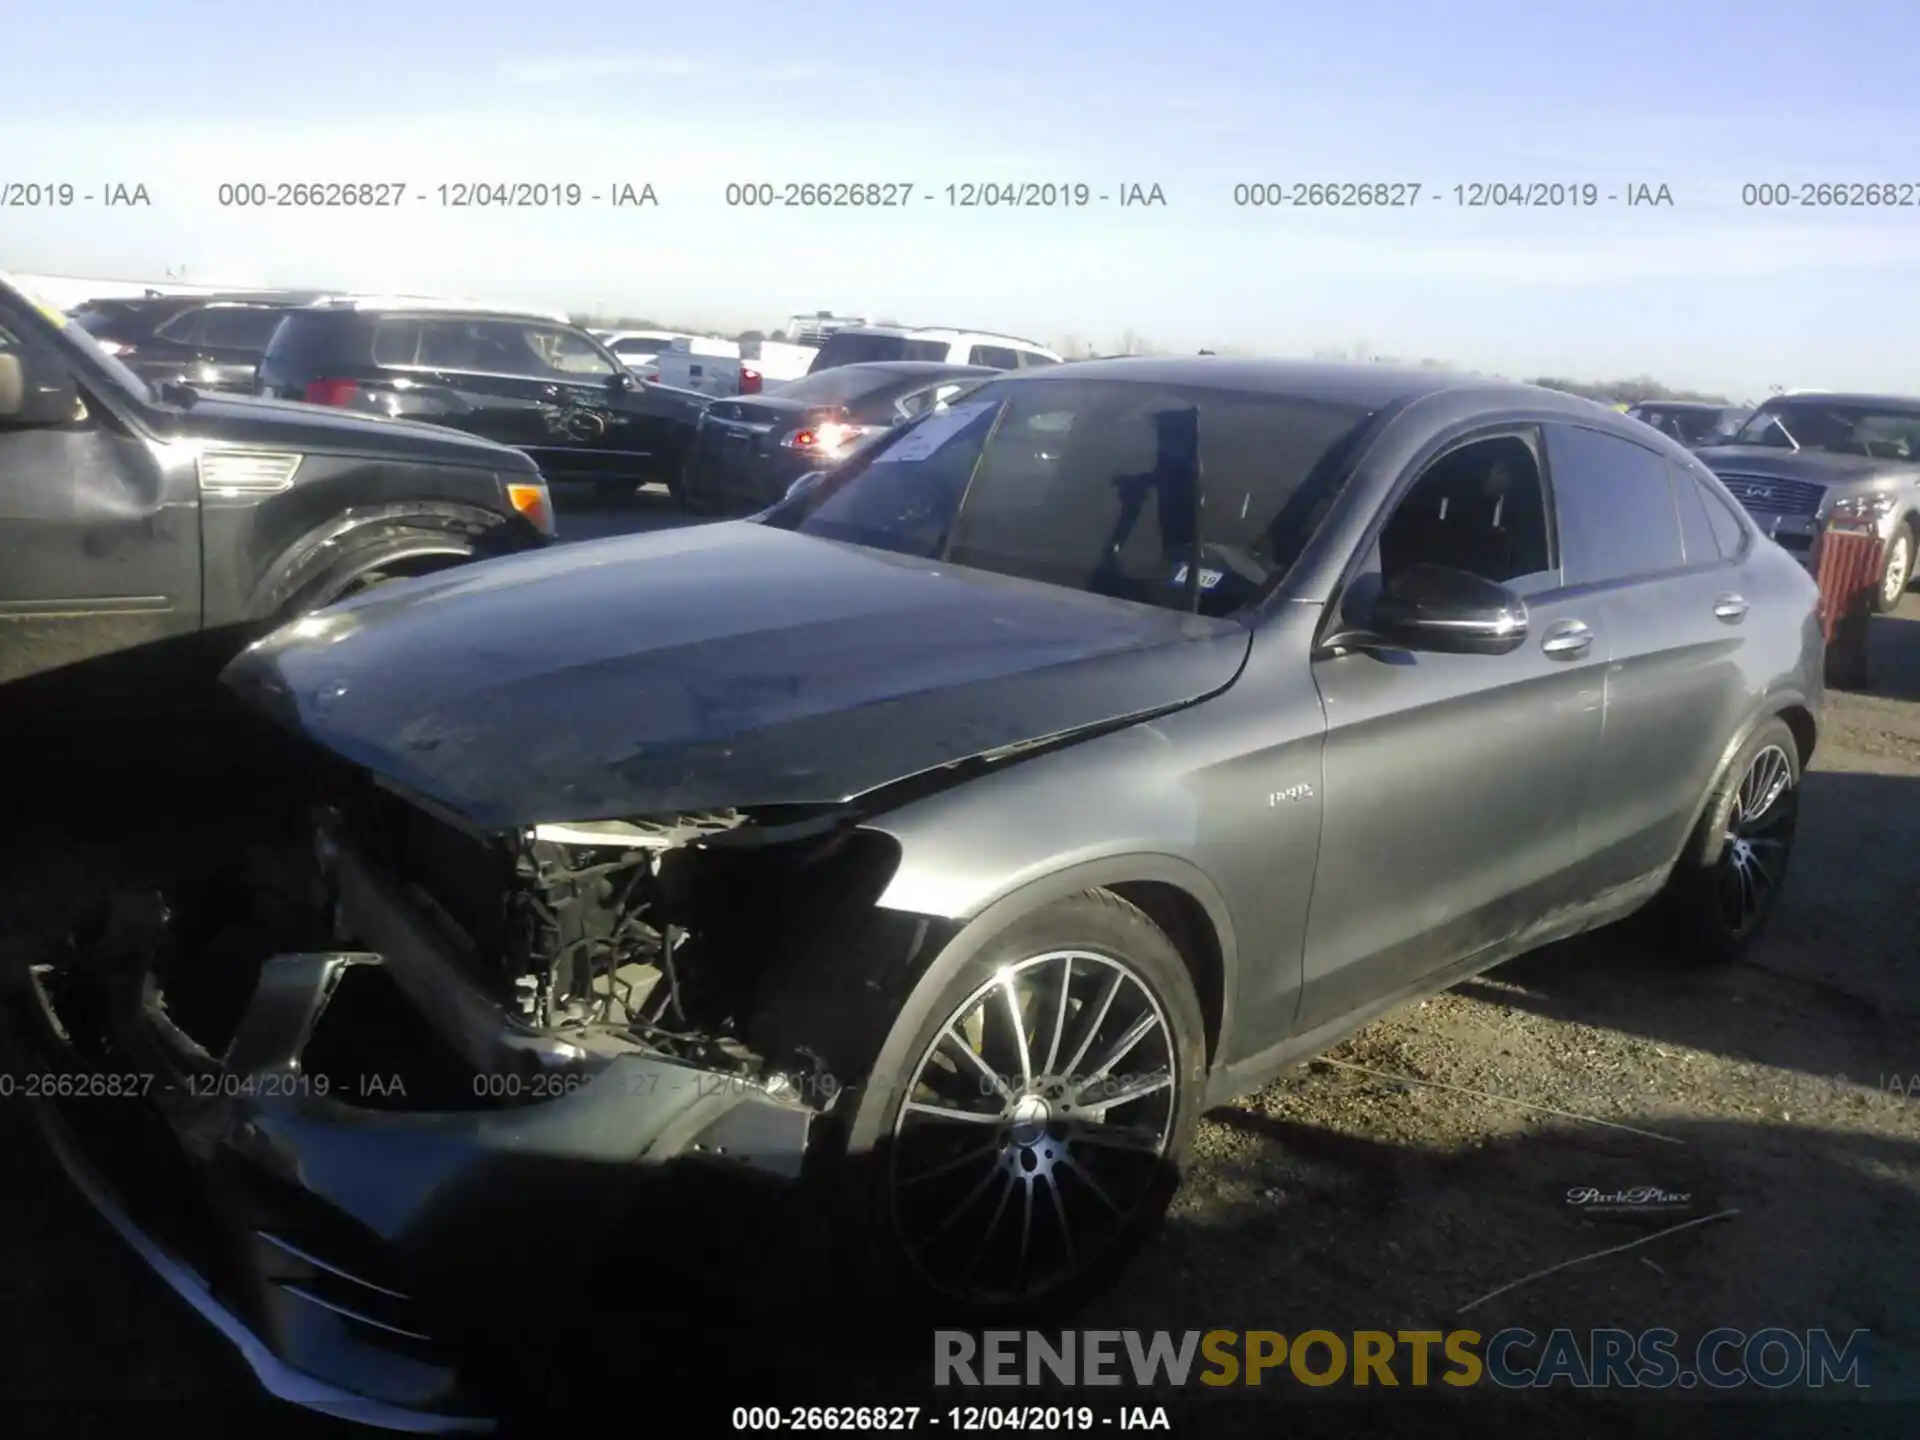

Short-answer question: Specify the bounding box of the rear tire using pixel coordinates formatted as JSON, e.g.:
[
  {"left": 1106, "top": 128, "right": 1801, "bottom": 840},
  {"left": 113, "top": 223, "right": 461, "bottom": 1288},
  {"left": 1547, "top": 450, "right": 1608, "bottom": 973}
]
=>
[
  {"left": 1657, "top": 717, "right": 1801, "bottom": 963},
  {"left": 789, "top": 890, "right": 1207, "bottom": 1323}
]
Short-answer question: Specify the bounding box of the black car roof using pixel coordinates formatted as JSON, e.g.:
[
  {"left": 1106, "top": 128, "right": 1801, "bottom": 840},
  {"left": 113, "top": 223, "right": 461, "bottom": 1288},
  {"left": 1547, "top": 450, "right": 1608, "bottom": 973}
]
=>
[
  {"left": 79, "top": 291, "right": 323, "bottom": 310},
  {"left": 283, "top": 308, "right": 587, "bottom": 336},
  {"left": 1765, "top": 392, "right": 1920, "bottom": 412},
  {"left": 993, "top": 355, "right": 1590, "bottom": 411},
  {"left": 824, "top": 361, "right": 999, "bottom": 379}
]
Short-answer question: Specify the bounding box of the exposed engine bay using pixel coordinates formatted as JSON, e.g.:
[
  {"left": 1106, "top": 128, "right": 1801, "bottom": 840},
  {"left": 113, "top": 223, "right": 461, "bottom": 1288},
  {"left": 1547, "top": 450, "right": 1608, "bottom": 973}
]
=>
[{"left": 313, "top": 770, "right": 907, "bottom": 1097}]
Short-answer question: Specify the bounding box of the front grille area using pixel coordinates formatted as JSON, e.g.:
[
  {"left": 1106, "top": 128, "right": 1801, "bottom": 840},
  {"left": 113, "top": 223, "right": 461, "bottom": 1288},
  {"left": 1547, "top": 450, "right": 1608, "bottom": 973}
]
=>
[{"left": 1715, "top": 473, "right": 1827, "bottom": 518}]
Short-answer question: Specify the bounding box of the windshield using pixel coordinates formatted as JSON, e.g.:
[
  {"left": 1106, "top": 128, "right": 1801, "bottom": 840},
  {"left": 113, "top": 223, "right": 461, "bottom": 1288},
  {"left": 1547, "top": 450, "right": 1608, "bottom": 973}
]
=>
[
  {"left": 1632, "top": 406, "right": 1721, "bottom": 444},
  {"left": 1732, "top": 401, "right": 1920, "bottom": 459},
  {"left": 764, "top": 378, "right": 1379, "bottom": 617}
]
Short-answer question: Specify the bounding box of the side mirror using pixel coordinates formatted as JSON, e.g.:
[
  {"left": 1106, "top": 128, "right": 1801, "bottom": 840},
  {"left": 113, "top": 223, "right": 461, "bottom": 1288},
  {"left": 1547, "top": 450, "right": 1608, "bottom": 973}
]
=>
[
  {"left": 0, "top": 350, "right": 80, "bottom": 427},
  {"left": 610, "top": 370, "right": 637, "bottom": 392},
  {"left": 1369, "top": 563, "right": 1529, "bottom": 655}
]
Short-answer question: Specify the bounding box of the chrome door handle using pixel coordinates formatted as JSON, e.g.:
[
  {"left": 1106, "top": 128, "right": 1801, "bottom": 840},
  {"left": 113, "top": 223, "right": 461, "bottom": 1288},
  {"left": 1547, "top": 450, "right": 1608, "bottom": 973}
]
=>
[
  {"left": 1541, "top": 619, "right": 1593, "bottom": 656},
  {"left": 1713, "top": 593, "right": 1749, "bottom": 622}
]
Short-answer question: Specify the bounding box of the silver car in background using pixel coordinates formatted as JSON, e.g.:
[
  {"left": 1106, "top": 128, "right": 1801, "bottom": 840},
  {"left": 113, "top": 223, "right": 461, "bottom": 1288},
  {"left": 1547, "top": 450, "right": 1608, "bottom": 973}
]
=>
[{"left": 1697, "top": 392, "right": 1920, "bottom": 611}]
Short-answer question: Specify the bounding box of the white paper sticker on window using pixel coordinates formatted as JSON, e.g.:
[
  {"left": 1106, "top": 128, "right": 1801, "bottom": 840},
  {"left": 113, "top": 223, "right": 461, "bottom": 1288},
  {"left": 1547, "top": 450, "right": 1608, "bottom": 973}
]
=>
[{"left": 872, "top": 399, "right": 999, "bottom": 464}]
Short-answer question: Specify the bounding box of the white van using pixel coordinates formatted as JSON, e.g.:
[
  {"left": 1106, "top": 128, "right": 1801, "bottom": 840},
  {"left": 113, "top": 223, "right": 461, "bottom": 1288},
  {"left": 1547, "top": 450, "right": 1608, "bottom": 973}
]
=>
[{"left": 648, "top": 335, "right": 745, "bottom": 397}]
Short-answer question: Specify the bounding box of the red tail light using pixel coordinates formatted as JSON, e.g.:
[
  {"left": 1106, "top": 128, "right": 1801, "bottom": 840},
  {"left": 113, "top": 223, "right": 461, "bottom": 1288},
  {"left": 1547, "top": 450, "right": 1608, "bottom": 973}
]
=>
[
  {"left": 740, "top": 367, "right": 763, "bottom": 394},
  {"left": 304, "top": 378, "right": 360, "bottom": 407}
]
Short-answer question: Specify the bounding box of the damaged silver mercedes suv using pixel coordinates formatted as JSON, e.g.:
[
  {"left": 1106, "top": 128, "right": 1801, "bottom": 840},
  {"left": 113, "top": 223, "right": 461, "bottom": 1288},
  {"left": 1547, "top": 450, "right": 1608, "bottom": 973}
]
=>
[{"left": 10, "top": 358, "right": 1824, "bottom": 1429}]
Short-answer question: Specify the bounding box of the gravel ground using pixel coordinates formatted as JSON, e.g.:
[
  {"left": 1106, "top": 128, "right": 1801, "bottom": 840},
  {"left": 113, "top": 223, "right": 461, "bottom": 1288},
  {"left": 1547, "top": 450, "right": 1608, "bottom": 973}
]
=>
[{"left": 0, "top": 544, "right": 1915, "bottom": 1436}]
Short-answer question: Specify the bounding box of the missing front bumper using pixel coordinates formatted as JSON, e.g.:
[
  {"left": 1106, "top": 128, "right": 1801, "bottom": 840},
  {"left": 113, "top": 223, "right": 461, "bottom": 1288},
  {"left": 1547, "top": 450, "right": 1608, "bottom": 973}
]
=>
[{"left": 5, "top": 870, "right": 817, "bottom": 1429}]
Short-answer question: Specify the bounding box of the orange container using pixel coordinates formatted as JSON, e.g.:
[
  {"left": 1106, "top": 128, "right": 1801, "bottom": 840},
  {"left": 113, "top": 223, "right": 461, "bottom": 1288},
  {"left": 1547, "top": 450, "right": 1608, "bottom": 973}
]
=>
[{"left": 1810, "top": 525, "right": 1885, "bottom": 644}]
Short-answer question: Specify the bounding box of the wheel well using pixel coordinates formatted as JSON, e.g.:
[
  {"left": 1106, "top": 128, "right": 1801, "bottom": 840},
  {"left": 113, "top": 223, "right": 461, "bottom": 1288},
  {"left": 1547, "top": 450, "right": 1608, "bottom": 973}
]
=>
[
  {"left": 296, "top": 545, "right": 472, "bottom": 613},
  {"left": 1108, "top": 880, "right": 1225, "bottom": 1066},
  {"left": 1778, "top": 703, "right": 1817, "bottom": 771}
]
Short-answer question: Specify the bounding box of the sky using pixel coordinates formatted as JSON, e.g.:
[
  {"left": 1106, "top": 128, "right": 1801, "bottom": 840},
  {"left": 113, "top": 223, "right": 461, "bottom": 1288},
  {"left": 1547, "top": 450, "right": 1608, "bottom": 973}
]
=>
[{"left": 4, "top": 0, "right": 1916, "bottom": 399}]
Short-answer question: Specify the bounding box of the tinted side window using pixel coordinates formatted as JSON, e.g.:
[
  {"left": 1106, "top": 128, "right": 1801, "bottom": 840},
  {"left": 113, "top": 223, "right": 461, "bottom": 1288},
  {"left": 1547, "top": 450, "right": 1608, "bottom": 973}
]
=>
[
  {"left": 414, "top": 318, "right": 528, "bottom": 373},
  {"left": 198, "top": 307, "right": 286, "bottom": 349},
  {"left": 372, "top": 318, "right": 426, "bottom": 366},
  {"left": 1545, "top": 424, "right": 1685, "bottom": 585},
  {"left": 155, "top": 308, "right": 206, "bottom": 344},
  {"left": 528, "top": 324, "right": 619, "bottom": 376},
  {"left": 969, "top": 345, "right": 1020, "bottom": 368},
  {"left": 1378, "top": 433, "right": 1554, "bottom": 588},
  {"left": 1669, "top": 459, "right": 1721, "bottom": 563},
  {"left": 1016, "top": 350, "right": 1059, "bottom": 369}
]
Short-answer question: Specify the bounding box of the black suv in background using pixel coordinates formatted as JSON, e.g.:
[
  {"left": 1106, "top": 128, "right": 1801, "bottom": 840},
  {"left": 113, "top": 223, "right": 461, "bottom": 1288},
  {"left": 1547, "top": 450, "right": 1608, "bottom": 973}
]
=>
[
  {"left": 256, "top": 302, "right": 713, "bottom": 502},
  {"left": 0, "top": 274, "right": 554, "bottom": 694},
  {"left": 679, "top": 360, "right": 994, "bottom": 514},
  {"left": 68, "top": 291, "right": 333, "bottom": 393}
]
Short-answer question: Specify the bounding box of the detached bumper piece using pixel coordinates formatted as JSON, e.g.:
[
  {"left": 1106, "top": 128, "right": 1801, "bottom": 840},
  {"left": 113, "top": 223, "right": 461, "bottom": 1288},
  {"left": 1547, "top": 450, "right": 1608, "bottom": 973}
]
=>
[{"left": 8, "top": 922, "right": 815, "bottom": 1429}]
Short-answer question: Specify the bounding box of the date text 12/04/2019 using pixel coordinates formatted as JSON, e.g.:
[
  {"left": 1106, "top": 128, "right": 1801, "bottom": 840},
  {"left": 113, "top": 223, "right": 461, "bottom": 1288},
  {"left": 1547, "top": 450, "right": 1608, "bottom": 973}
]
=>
[
  {"left": 212, "top": 182, "right": 658, "bottom": 208},
  {"left": 721, "top": 182, "right": 1168, "bottom": 208},
  {"left": 1229, "top": 181, "right": 1675, "bottom": 207},
  {"left": 730, "top": 1405, "right": 1172, "bottom": 1430}
]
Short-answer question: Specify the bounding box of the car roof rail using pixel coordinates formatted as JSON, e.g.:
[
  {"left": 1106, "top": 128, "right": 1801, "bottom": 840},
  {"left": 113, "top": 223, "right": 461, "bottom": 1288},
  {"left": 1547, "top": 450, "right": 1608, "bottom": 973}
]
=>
[{"left": 307, "top": 295, "right": 573, "bottom": 323}]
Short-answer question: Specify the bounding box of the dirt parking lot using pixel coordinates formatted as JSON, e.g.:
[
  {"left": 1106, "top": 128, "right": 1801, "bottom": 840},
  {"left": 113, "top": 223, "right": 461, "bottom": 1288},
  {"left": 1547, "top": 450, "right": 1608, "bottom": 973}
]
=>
[{"left": 1, "top": 551, "right": 1915, "bottom": 1436}]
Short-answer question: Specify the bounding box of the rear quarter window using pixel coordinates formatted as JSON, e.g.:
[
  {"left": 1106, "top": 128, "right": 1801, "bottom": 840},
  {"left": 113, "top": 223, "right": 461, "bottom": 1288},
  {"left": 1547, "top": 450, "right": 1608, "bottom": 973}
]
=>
[
  {"left": 968, "top": 344, "right": 1021, "bottom": 368},
  {"left": 1669, "top": 459, "right": 1723, "bottom": 564},
  {"left": 1695, "top": 471, "right": 1751, "bottom": 557}
]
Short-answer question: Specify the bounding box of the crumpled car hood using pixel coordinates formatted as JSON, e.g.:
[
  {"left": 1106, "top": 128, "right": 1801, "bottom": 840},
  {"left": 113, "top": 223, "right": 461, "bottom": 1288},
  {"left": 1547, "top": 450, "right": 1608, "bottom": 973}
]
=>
[{"left": 221, "top": 521, "right": 1252, "bottom": 830}]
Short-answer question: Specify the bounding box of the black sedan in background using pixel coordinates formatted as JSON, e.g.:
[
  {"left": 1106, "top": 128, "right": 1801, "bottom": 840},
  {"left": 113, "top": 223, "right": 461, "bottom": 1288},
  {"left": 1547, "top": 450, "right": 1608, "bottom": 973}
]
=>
[
  {"left": 67, "top": 291, "right": 333, "bottom": 392},
  {"left": 677, "top": 361, "right": 994, "bottom": 514}
]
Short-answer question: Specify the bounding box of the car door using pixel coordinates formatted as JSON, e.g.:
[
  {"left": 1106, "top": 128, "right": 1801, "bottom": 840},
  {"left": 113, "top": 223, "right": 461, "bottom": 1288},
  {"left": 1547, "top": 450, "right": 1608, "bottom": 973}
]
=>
[
  {"left": 1298, "top": 425, "right": 1608, "bottom": 1032},
  {"left": 1543, "top": 421, "right": 1755, "bottom": 888},
  {"left": 0, "top": 315, "right": 202, "bottom": 687}
]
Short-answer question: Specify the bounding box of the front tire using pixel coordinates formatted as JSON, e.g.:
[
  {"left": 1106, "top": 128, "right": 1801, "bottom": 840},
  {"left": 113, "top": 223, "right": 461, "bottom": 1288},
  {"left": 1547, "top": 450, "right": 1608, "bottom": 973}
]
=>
[
  {"left": 1873, "top": 523, "right": 1914, "bottom": 614},
  {"left": 804, "top": 891, "right": 1207, "bottom": 1321},
  {"left": 1658, "top": 717, "right": 1801, "bottom": 962}
]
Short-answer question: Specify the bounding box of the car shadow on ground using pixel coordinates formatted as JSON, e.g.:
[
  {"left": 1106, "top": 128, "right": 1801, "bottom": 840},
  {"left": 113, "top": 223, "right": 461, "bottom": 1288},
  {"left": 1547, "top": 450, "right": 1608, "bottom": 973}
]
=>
[
  {"left": 1447, "top": 769, "right": 1920, "bottom": 1085},
  {"left": 1856, "top": 609, "right": 1920, "bottom": 704}
]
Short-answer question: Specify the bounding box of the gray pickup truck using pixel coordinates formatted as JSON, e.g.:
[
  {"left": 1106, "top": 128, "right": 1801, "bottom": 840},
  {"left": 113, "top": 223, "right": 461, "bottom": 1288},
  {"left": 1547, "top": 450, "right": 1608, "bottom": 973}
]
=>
[{"left": 0, "top": 273, "right": 554, "bottom": 691}]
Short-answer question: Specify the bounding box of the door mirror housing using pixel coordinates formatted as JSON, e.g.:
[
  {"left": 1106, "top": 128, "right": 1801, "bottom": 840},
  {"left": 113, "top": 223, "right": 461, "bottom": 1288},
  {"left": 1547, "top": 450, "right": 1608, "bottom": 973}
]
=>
[
  {"left": 609, "top": 369, "right": 637, "bottom": 392},
  {"left": 1368, "top": 563, "right": 1529, "bottom": 655},
  {"left": 0, "top": 350, "right": 80, "bottom": 427}
]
